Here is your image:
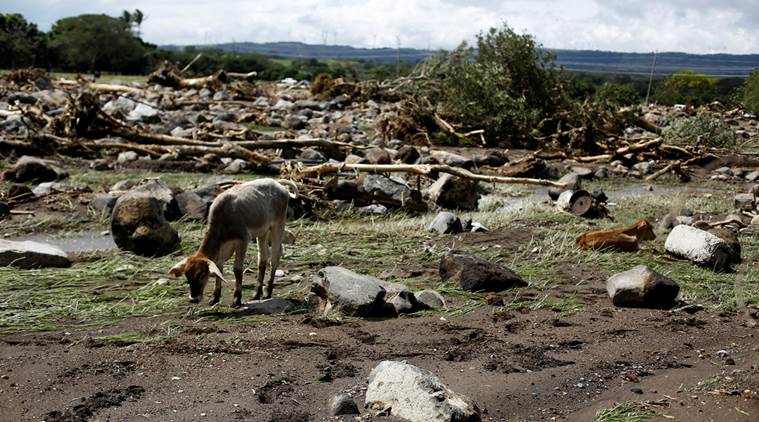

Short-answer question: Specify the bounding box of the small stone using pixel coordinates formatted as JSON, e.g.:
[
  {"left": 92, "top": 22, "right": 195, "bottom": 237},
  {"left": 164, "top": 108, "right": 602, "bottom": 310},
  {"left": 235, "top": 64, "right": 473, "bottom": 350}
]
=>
[
  {"left": 357, "top": 204, "right": 388, "bottom": 216},
  {"left": 428, "top": 211, "right": 462, "bottom": 234},
  {"left": 606, "top": 265, "right": 680, "bottom": 309},
  {"left": 734, "top": 193, "right": 755, "bottom": 211},
  {"left": 117, "top": 151, "right": 139, "bottom": 163},
  {"left": 414, "top": 290, "right": 446, "bottom": 310},
  {"left": 329, "top": 393, "right": 359, "bottom": 416},
  {"left": 631, "top": 388, "right": 644, "bottom": 394},
  {"left": 155, "top": 278, "right": 171, "bottom": 286}
]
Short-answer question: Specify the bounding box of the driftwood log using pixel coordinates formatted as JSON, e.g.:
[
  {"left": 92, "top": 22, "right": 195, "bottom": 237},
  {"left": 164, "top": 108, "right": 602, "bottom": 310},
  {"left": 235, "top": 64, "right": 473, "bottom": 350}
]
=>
[{"left": 294, "top": 162, "right": 568, "bottom": 188}]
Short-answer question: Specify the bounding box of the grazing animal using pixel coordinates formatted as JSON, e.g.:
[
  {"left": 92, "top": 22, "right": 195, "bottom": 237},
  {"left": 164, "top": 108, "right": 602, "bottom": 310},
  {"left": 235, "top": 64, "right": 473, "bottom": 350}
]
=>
[
  {"left": 169, "top": 179, "right": 297, "bottom": 306},
  {"left": 575, "top": 219, "right": 656, "bottom": 252}
]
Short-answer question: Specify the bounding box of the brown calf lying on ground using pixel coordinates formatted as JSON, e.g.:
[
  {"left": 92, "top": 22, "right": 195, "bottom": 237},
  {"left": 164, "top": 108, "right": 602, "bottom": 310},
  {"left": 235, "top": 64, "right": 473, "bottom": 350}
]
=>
[{"left": 575, "top": 219, "right": 656, "bottom": 252}]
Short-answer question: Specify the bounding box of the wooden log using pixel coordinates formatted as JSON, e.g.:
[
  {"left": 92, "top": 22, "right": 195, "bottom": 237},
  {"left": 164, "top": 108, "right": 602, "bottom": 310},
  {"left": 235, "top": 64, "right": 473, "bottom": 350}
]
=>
[
  {"left": 296, "top": 162, "right": 568, "bottom": 188},
  {"left": 556, "top": 190, "right": 593, "bottom": 216}
]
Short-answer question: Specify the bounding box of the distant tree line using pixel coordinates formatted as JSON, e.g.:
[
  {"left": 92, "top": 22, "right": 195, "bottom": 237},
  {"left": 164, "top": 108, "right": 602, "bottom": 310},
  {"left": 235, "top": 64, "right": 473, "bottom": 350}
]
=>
[
  {"left": 0, "top": 12, "right": 407, "bottom": 80},
  {"left": 1, "top": 12, "right": 757, "bottom": 110}
]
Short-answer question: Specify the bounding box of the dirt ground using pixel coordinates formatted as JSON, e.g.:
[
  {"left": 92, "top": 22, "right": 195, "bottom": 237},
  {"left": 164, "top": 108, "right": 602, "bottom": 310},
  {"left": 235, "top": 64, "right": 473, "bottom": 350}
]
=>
[
  {"left": 0, "top": 289, "right": 757, "bottom": 421},
  {"left": 2, "top": 154, "right": 759, "bottom": 421},
  {"left": 1, "top": 224, "right": 757, "bottom": 421}
]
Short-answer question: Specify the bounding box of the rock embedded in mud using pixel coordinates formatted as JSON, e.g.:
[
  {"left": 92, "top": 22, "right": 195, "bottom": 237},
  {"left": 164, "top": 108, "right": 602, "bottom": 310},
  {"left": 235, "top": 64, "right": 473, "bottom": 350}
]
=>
[
  {"left": 440, "top": 252, "right": 527, "bottom": 292},
  {"left": 329, "top": 393, "right": 360, "bottom": 416},
  {"left": 365, "top": 360, "right": 480, "bottom": 422},
  {"left": 414, "top": 290, "right": 446, "bottom": 310},
  {"left": 2, "top": 156, "right": 68, "bottom": 183},
  {"left": 424, "top": 174, "right": 479, "bottom": 211},
  {"left": 110, "top": 192, "right": 180, "bottom": 257},
  {"left": 428, "top": 211, "right": 463, "bottom": 234},
  {"left": 0, "top": 239, "right": 71, "bottom": 269},
  {"left": 310, "top": 266, "right": 386, "bottom": 317},
  {"left": 664, "top": 225, "right": 736, "bottom": 271},
  {"left": 606, "top": 265, "right": 680, "bottom": 309},
  {"left": 242, "top": 298, "right": 295, "bottom": 315}
]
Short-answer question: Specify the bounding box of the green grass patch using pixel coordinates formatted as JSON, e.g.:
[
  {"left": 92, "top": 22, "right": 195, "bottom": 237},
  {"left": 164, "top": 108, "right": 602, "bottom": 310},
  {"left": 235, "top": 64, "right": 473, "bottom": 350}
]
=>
[{"left": 594, "top": 401, "right": 656, "bottom": 422}]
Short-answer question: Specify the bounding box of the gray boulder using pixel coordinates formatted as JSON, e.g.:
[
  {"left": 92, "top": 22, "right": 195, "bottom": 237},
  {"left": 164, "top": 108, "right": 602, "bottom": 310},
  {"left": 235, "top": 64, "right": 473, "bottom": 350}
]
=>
[
  {"left": 110, "top": 191, "right": 180, "bottom": 257},
  {"left": 548, "top": 173, "right": 581, "bottom": 200},
  {"left": 175, "top": 191, "right": 208, "bottom": 220},
  {"left": 90, "top": 194, "right": 119, "bottom": 218},
  {"left": 424, "top": 174, "right": 479, "bottom": 210},
  {"left": 298, "top": 148, "right": 327, "bottom": 162},
  {"left": 329, "top": 394, "right": 359, "bottom": 416},
  {"left": 428, "top": 211, "right": 463, "bottom": 234},
  {"left": 0, "top": 239, "right": 71, "bottom": 269},
  {"left": 734, "top": 193, "right": 755, "bottom": 211},
  {"left": 357, "top": 204, "right": 388, "bottom": 216},
  {"left": 310, "top": 267, "right": 386, "bottom": 317},
  {"left": 379, "top": 281, "right": 417, "bottom": 315},
  {"left": 440, "top": 252, "right": 527, "bottom": 292},
  {"left": 606, "top": 265, "right": 680, "bottom": 309},
  {"left": 3, "top": 156, "right": 68, "bottom": 183},
  {"left": 365, "top": 360, "right": 480, "bottom": 422},
  {"left": 32, "top": 182, "right": 68, "bottom": 197},
  {"left": 414, "top": 290, "right": 446, "bottom": 310},
  {"left": 358, "top": 174, "right": 419, "bottom": 203},
  {"left": 126, "top": 103, "right": 161, "bottom": 123},
  {"left": 429, "top": 150, "right": 474, "bottom": 168},
  {"left": 665, "top": 225, "right": 736, "bottom": 271}
]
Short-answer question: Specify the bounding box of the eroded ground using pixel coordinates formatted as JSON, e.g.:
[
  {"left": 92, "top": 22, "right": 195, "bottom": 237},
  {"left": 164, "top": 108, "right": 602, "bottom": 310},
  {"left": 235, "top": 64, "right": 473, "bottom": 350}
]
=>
[{"left": 1, "top": 164, "right": 758, "bottom": 421}]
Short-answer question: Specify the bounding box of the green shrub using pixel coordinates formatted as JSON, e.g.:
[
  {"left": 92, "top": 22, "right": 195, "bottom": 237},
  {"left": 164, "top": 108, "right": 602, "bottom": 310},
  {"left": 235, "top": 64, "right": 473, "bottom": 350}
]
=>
[
  {"left": 654, "top": 70, "right": 718, "bottom": 106},
  {"left": 743, "top": 68, "right": 759, "bottom": 114},
  {"left": 594, "top": 82, "right": 640, "bottom": 106},
  {"left": 664, "top": 114, "right": 737, "bottom": 149}
]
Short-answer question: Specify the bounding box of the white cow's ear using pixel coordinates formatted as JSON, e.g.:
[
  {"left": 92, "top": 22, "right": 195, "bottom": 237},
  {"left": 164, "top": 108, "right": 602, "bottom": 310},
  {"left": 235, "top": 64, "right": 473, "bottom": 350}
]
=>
[
  {"left": 168, "top": 258, "right": 188, "bottom": 276},
  {"left": 205, "top": 260, "right": 229, "bottom": 284}
]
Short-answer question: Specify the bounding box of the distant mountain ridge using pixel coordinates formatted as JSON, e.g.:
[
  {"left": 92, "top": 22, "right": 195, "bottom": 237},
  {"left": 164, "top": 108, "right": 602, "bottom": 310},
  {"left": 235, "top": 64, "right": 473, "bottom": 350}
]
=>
[{"left": 161, "top": 41, "right": 759, "bottom": 77}]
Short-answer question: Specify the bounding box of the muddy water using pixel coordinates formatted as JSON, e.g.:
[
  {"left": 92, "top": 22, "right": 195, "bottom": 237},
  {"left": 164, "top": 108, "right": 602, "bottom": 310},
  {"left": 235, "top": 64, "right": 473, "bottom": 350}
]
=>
[{"left": 12, "top": 231, "right": 116, "bottom": 253}]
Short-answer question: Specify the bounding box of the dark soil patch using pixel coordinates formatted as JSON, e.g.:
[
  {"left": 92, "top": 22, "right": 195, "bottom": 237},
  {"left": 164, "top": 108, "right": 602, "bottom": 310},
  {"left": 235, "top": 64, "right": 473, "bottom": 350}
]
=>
[{"left": 43, "top": 385, "right": 144, "bottom": 422}]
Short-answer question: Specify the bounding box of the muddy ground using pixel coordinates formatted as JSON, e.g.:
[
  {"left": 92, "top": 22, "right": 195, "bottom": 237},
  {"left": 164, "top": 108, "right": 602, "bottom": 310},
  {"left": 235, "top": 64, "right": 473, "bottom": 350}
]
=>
[{"left": 1, "top": 159, "right": 759, "bottom": 422}]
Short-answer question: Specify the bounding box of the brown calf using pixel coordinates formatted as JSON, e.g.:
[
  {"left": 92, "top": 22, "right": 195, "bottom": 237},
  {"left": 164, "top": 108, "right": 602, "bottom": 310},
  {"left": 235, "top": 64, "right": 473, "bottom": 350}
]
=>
[{"left": 575, "top": 219, "right": 656, "bottom": 252}]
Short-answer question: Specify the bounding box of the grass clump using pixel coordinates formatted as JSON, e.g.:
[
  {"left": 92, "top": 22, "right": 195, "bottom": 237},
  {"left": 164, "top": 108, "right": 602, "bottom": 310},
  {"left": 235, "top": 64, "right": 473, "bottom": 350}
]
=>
[{"left": 594, "top": 401, "right": 656, "bottom": 422}]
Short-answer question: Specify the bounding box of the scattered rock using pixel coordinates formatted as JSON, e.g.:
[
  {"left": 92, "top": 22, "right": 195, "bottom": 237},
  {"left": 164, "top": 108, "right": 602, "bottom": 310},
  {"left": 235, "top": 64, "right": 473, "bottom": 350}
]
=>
[
  {"left": 329, "top": 394, "right": 359, "bottom": 416},
  {"left": 606, "top": 265, "right": 680, "bottom": 309},
  {"left": 428, "top": 211, "right": 463, "bottom": 234},
  {"left": 548, "top": 173, "right": 581, "bottom": 200},
  {"left": 356, "top": 204, "right": 388, "bottom": 216},
  {"left": 744, "top": 171, "right": 759, "bottom": 182},
  {"left": 310, "top": 267, "right": 386, "bottom": 317},
  {"left": 474, "top": 152, "right": 507, "bottom": 167},
  {"left": 379, "top": 281, "right": 417, "bottom": 315},
  {"left": 223, "top": 158, "right": 248, "bottom": 174},
  {"left": 110, "top": 192, "right": 180, "bottom": 257},
  {"left": 632, "top": 161, "right": 655, "bottom": 175},
  {"left": 665, "top": 225, "right": 736, "bottom": 271},
  {"left": 357, "top": 174, "right": 419, "bottom": 203},
  {"left": 734, "top": 193, "right": 755, "bottom": 211},
  {"left": 2, "top": 156, "right": 68, "bottom": 183},
  {"left": 440, "top": 252, "right": 527, "bottom": 292},
  {"left": 429, "top": 150, "right": 474, "bottom": 168},
  {"left": 241, "top": 298, "right": 295, "bottom": 315},
  {"left": 32, "top": 182, "right": 68, "bottom": 196},
  {"left": 0, "top": 239, "right": 71, "bottom": 269},
  {"left": 424, "top": 174, "right": 479, "bottom": 210},
  {"left": 298, "top": 148, "right": 327, "bottom": 162},
  {"left": 414, "top": 290, "right": 446, "bottom": 310},
  {"left": 365, "top": 360, "right": 480, "bottom": 422},
  {"left": 396, "top": 145, "right": 421, "bottom": 164},
  {"left": 117, "top": 151, "right": 139, "bottom": 163},
  {"left": 126, "top": 103, "right": 161, "bottom": 123},
  {"left": 175, "top": 191, "right": 208, "bottom": 220},
  {"left": 364, "top": 147, "right": 391, "bottom": 164}
]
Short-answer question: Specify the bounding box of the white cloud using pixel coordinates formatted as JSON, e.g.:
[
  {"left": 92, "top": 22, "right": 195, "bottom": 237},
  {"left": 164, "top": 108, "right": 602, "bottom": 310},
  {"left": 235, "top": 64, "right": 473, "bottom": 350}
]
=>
[{"left": 1, "top": 0, "right": 757, "bottom": 53}]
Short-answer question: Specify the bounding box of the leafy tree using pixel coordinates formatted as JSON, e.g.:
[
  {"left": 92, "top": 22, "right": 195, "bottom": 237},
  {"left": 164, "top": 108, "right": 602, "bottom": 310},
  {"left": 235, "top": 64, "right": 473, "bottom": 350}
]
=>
[
  {"left": 48, "top": 14, "right": 148, "bottom": 73},
  {"left": 0, "top": 13, "right": 47, "bottom": 68},
  {"left": 654, "top": 70, "right": 717, "bottom": 106},
  {"left": 412, "top": 23, "right": 566, "bottom": 146},
  {"left": 594, "top": 82, "right": 640, "bottom": 106},
  {"left": 743, "top": 68, "right": 759, "bottom": 114}
]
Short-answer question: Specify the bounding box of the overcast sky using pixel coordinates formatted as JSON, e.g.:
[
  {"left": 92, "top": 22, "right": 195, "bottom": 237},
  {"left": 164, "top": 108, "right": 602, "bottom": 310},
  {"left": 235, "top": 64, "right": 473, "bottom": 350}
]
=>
[{"left": 3, "top": 0, "right": 758, "bottom": 54}]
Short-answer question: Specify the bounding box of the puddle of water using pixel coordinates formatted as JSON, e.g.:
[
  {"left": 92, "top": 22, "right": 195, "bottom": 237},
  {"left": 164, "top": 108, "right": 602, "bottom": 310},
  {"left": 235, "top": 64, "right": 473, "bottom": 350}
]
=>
[{"left": 11, "top": 231, "right": 116, "bottom": 253}]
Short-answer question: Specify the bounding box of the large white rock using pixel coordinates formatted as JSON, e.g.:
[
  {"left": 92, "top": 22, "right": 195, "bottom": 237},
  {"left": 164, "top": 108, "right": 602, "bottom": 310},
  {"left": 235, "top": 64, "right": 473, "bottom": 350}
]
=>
[
  {"left": 664, "top": 225, "right": 734, "bottom": 271},
  {"left": 365, "top": 361, "right": 480, "bottom": 422},
  {"left": 606, "top": 265, "right": 679, "bottom": 309},
  {"left": 0, "top": 239, "right": 71, "bottom": 268}
]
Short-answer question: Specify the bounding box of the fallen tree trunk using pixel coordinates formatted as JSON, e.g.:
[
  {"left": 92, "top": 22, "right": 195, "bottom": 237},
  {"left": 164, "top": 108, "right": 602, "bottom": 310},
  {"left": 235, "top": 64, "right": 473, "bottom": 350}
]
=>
[
  {"left": 295, "top": 162, "right": 568, "bottom": 188},
  {"left": 55, "top": 79, "right": 142, "bottom": 94}
]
